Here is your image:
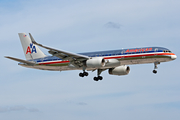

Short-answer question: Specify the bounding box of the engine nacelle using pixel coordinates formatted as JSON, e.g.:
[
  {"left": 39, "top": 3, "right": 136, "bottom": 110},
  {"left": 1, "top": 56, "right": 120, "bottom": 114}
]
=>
[
  {"left": 105, "top": 59, "right": 120, "bottom": 67},
  {"left": 86, "top": 57, "right": 105, "bottom": 68},
  {"left": 108, "top": 65, "right": 130, "bottom": 76}
]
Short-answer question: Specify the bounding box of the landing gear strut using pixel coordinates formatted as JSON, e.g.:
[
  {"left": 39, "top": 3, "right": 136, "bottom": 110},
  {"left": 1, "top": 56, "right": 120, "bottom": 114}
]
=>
[{"left": 153, "top": 62, "right": 160, "bottom": 74}]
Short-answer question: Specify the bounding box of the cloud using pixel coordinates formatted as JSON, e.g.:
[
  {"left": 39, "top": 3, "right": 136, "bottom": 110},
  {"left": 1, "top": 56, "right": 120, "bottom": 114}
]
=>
[
  {"left": 77, "top": 102, "right": 88, "bottom": 106},
  {"left": 28, "top": 108, "right": 40, "bottom": 112},
  {"left": 64, "top": 99, "right": 88, "bottom": 106},
  {"left": 0, "top": 107, "right": 8, "bottom": 113},
  {"left": 104, "top": 22, "right": 122, "bottom": 29},
  {"left": 0, "top": 106, "right": 39, "bottom": 113},
  {"left": 9, "top": 106, "right": 26, "bottom": 111}
]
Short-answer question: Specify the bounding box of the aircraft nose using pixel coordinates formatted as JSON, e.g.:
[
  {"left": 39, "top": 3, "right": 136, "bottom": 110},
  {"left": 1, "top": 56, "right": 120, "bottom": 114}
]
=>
[{"left": 171, "top": 54, "right": 177, "bottom": 60}]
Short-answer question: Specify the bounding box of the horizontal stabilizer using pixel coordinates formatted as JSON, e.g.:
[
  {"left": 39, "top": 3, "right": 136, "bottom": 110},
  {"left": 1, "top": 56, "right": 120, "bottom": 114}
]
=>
[{"left": 5, "top": 56, "right": 35, "bottom": 65}]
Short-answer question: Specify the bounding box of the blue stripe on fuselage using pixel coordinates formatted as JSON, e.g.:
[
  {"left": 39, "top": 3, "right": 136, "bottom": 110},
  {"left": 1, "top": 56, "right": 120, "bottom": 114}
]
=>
[{"left": 30, "top": 47, "right": 171, "bottom": 63}]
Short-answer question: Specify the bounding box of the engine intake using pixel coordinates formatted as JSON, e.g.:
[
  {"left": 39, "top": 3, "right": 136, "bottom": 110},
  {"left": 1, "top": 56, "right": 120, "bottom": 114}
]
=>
[
  {"left": 86, "top": 57, "right": 105, "bottom": 68},
  {"left": 109, "top": 65, "right": 130, "bottom": 76}
]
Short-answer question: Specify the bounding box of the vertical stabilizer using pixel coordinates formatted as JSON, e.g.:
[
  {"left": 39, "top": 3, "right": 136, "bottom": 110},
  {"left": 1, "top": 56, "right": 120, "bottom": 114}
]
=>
[{"left": 18, "top": 33, "right": 46, "bottom": 60}]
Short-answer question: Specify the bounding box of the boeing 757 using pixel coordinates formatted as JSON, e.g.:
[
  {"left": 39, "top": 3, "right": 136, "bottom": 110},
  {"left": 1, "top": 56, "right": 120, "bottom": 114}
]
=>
[{"left": 5, "top": 33, "right": 177, "bottom": 81}]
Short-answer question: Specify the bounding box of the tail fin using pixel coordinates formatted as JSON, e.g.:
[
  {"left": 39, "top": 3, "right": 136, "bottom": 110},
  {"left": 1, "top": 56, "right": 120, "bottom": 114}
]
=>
[{"left": 18, "top": 33, "right": 46, "bottom": 60}]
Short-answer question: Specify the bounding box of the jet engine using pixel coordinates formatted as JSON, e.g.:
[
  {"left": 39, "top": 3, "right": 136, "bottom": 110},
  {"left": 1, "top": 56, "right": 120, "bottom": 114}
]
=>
[
  {"left": 105, "top": 59, "right": 120, "bottom": 67},
  {"left": 108, "top": 65, "right": 130, "bottom": 76},
  {"left": 86, "top": 57, "right": 105, "bottom": 68}
]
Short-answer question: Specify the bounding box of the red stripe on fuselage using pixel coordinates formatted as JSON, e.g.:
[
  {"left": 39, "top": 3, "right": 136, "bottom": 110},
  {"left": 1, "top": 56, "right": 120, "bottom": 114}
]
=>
[
  {"left": 39, "top": 60, "right": 69, "bottom": 65},
  {"left": 104, "top": 52, "right": 174, "bottom": 59},
  {"left": 38, "top": 52, "right": 174, "bottom": 65}
]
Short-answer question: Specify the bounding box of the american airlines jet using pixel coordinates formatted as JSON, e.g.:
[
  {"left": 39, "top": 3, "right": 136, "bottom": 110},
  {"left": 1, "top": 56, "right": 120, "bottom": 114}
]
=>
[{"left": 5, "top": 33, "right": 177, "bottom": 81}]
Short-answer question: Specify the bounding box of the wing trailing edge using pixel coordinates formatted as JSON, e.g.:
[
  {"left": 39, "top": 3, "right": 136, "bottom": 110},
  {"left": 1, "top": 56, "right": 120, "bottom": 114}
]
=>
[{"left": 29, "top": 33, "right": 89, "bottom": 61}]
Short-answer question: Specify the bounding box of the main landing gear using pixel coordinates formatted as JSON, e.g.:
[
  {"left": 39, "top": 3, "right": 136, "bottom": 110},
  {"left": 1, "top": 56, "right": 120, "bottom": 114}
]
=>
[
  {"left": 79, "top": 66, "right": 89, "bottom": 77},
  {"left": 93, "top": 69, "right": 104, "bottom": 81},
  {"left": 79, "top": 71, "right": 88, "bottom": 77},
  {"left": 79, "top": 68, "right": 105, "bottom": 81},
  {"left": 93, "top": 76, "right": 103, "bottom": 81},
  {"left": 153, "top": 62, "right": 160, "bottom": 74}
]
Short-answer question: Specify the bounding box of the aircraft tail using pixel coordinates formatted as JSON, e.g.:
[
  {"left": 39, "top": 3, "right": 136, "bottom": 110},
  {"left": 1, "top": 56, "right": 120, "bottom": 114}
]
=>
[{"left": 18, "top": 33, "right": 46, "bottom": 60}]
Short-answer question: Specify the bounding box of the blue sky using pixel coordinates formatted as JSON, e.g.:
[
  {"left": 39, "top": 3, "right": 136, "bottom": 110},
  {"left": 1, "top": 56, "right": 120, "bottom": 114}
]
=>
[{"left": 0, "top": 0, "right": 180, "bottom": 120}]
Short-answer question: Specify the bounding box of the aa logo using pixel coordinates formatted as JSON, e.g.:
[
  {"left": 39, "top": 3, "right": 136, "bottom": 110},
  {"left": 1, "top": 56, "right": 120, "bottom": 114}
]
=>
[{"left": 26, "top": 43, "right": 37, "bottom": 54}]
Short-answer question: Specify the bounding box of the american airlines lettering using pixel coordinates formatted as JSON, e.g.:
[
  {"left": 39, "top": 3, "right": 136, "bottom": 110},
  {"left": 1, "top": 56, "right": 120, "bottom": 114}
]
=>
[{"left": 125, "top": 48, "right": 152, "bottom": 53}]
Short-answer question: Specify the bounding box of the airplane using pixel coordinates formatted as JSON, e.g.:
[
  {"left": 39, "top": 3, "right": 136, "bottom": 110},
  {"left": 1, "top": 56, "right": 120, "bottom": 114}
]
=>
[{"left": 5, "top": 33, "right": 177, "bottom": 81}]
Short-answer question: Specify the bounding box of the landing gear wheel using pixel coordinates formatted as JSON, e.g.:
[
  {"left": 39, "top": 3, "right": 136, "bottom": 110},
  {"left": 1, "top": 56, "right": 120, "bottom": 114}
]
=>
[
  {"left": 153, "top": 70, "right": 157, "bottom": 74},
  {"left": 93, "top": 69, "right": 105, "bottom": 81},
  {"left": 93, "top": 77, "right": 98, "bottom": 81},
  {"left": 98, "top": 76, "right": 103, "bottom": 80},
  {"left": 93, "top": 76, "right": 103, "bottom": 81},
  {"left": 84, "top": 72, "right": 89, "bottom": 76},
  {"left": 79, "top": 71, "right": 88, "bottom": 77},
  {"left": 79, "top": 73, "right": 84, "bottom": 77}
]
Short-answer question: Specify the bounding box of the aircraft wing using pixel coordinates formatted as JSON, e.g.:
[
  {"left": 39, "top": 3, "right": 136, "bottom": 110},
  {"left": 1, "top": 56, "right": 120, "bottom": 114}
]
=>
[
  {"left": 29, "top": 33, "right": 89, "bottom": 67},
  {"left": 5, "top": 56, "right": 35, "bottom": 65}
]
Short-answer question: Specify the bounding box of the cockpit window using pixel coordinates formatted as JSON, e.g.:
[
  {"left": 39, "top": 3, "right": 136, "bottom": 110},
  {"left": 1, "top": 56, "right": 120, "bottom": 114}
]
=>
[{"left": 163, "top": 50, "right": 172, "bottom": 53}]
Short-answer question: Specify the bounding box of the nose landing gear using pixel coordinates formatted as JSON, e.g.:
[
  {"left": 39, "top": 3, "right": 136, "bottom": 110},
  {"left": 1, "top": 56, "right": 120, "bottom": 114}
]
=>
[
  {"left": 153, "top": 62, "right": 160, "bottom": 74},
  {"left": 153, "top": 70, "right": 157, "bottom": 74}
]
